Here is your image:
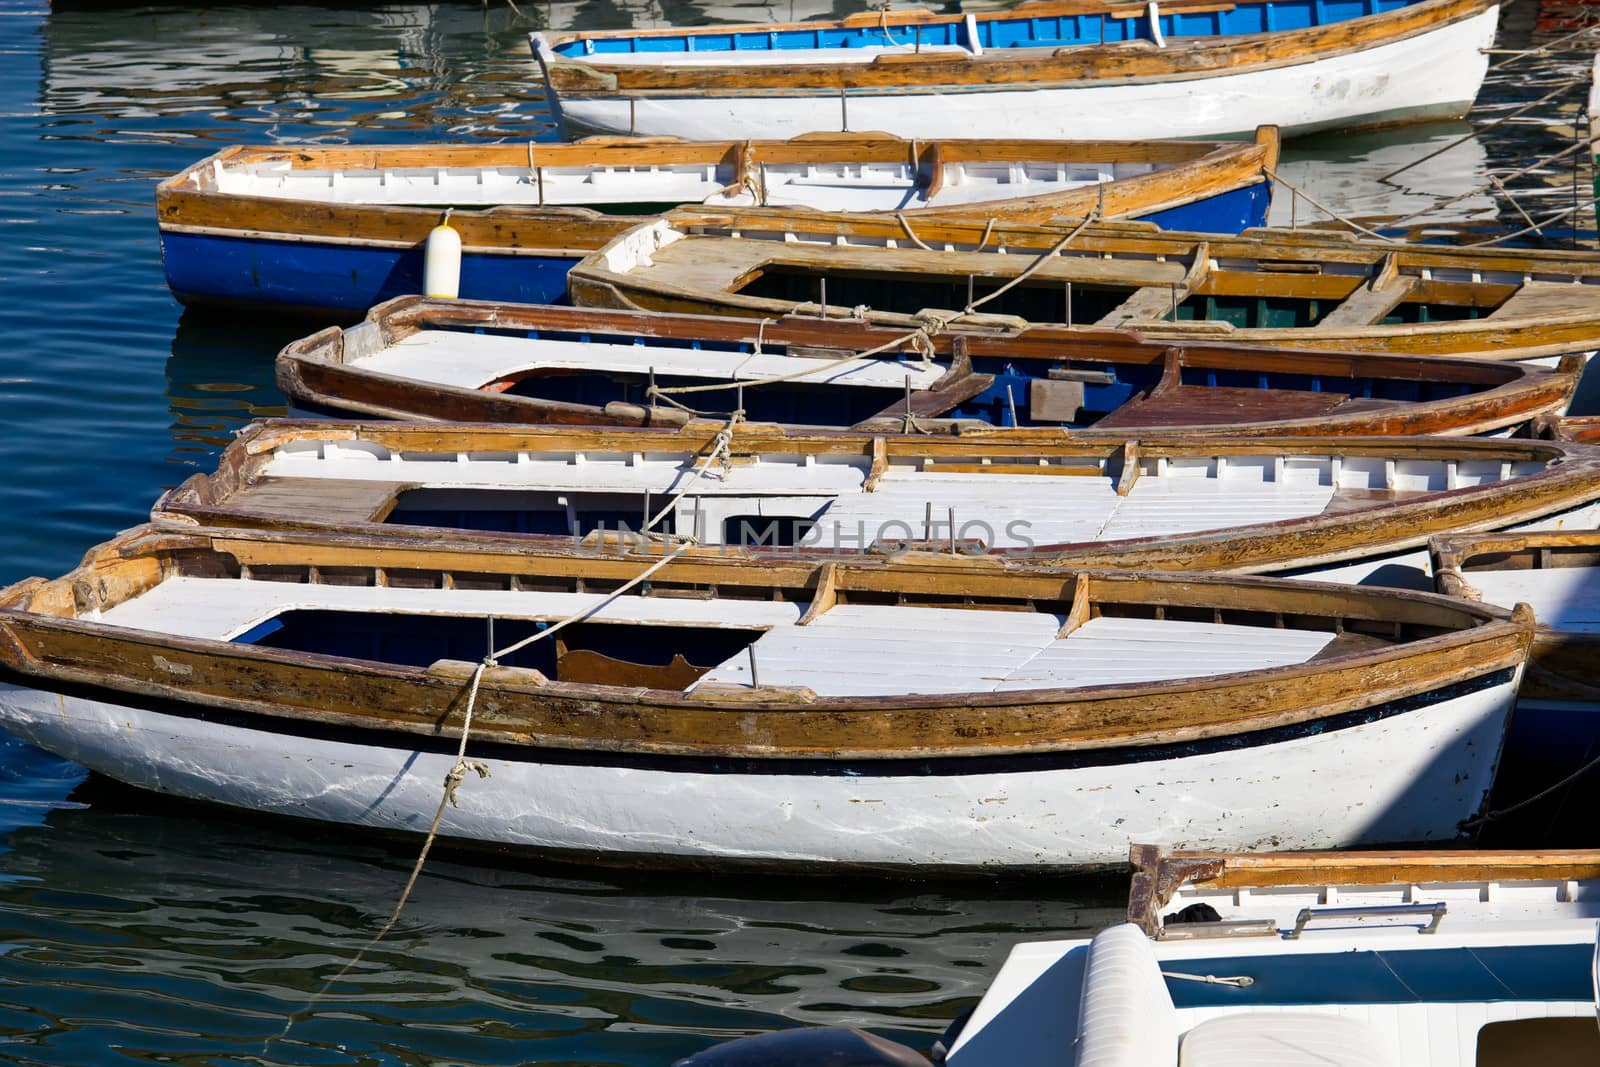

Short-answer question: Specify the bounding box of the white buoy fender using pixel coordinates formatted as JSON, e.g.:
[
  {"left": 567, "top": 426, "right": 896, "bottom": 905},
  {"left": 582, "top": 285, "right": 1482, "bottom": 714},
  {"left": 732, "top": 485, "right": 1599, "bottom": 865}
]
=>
[{"left": 424, "top": 210, "right": 462, "bottom": 299}]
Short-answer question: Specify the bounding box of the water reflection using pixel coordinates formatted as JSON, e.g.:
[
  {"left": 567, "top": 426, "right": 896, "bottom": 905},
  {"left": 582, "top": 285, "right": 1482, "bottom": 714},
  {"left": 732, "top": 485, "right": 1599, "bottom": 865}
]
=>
[
  {"left": 0, "top": 788, "right": 1120, "bottom": 1064},
  {"left": 166, "top": 310, "right": 293, "bottom": 462}
]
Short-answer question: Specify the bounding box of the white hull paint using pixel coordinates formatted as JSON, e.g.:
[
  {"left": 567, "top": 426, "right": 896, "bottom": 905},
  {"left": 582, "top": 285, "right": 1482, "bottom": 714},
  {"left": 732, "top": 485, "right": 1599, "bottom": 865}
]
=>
[
  {"left": 549, "top": 8, "right": 1497, "bottom": 141},
  {"left": 0, "top": 674, "right": 1514, "bottom": 869}
]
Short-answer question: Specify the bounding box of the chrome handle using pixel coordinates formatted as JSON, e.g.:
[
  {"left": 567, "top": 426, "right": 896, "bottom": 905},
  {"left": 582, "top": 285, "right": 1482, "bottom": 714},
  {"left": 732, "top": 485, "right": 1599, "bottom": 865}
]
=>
[{"left": 1287, "top": 902, "right": 1446, "bottom": 939}]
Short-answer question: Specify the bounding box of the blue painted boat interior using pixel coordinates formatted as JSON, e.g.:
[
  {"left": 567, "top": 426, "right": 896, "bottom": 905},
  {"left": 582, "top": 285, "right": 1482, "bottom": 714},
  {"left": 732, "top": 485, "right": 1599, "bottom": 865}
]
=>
[
  {"left": 1161, "top": 942, "right": 1596, "bottom": 1008},
  {"left": 555, "top": 0, "right": 1416, "bottom": 56},
  {"left": 234, "top": 609, "right": 760, "bottom": 679},
  {"left": 446, "top": 324, "right": 1479, "bottom": 429}
]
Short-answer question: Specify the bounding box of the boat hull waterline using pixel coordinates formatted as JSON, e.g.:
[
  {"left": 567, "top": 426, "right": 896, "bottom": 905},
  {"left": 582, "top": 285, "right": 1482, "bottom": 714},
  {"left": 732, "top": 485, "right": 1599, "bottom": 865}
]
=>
[{"left": 0, "top": 670, "right": 1519, "bottom": 871}]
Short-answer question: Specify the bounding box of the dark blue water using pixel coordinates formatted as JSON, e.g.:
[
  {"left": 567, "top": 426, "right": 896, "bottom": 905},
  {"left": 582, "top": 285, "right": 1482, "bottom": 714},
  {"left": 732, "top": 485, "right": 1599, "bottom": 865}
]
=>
[{"left": 0, "top": 0, "right": 1595, "bottom": 1062}]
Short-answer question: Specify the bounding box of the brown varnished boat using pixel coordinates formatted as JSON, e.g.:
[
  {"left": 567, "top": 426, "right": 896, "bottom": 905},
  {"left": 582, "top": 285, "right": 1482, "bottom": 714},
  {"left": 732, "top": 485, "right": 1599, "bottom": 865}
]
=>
[
  {"left": 274, "top": 298, "right": 1582, "bottom": 438},
  {"left": 569, "top": 208, "right": 1600, "bottom": 362},
  {"left": 0, "top": 522, "right": 1533, "bottom": 871},
  {"left": 155, "top": 419, "right": 1600, "bottom": 580}
]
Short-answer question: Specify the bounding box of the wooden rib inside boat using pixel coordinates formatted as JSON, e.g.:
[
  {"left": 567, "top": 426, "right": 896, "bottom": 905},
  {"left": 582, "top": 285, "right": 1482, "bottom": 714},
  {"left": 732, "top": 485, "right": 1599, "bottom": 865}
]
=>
[
  {"left": 274, "top": 297, "right": 1581, "bottom": 438},
  {"left": 568, "top": 208, "right": 1600, "bottom": 362},
  {"left": 155, "top": 419, "right": 1600, "bottom": 578},
  {"left": 0, "top": 524, "right": 1533, "bottom": 870}
]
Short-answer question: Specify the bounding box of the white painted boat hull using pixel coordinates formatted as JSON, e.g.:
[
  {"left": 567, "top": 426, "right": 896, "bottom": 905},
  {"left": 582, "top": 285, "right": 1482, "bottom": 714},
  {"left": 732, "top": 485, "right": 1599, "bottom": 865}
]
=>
[
  {"left": 0, "top": 671, "right": 1515, "bottom": 870},
  {"left": 545, "top": 7, "right": 1497, "bottom": 141}
]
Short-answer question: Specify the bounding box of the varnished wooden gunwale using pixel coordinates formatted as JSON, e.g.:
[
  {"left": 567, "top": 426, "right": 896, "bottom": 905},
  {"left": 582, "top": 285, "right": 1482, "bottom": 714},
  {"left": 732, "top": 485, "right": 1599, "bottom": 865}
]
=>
[
  {"left": 1537, "top": 415, "right": 1600, "bottom": 444},
  {"left": 1125, "top": 842, "right": 1600, "bottom": 934},
  {"left": 152, "top": 419, "right": 1600, "bottom": 576},
  {"left": 156, "top": 130, "right": 1277, "bottom": 242},
  {"left": 0, "top": 524, "right": 1529, "bottom": 762},
  {"left": 539, "top": 0, "right": 1492, "bottom": 96},
  {"left": 569, "top": 208, "right": 1600, "bottom": 362},
  {"left": 1431, "top": 530, "right": 1600, "bottom": 704},
  {"left": 273, "top": 296, "right": 1581, "bottom": 440}
]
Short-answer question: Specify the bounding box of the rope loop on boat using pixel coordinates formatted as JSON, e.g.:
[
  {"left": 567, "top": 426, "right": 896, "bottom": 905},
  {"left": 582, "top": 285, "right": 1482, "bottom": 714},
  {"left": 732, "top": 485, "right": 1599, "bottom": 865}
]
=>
[
  {"left": 1161, "top": 970, "right": 1255, "bottom": 988},
  {"left": 645, "top": 212, "right": 1094, "bottom": 411}
]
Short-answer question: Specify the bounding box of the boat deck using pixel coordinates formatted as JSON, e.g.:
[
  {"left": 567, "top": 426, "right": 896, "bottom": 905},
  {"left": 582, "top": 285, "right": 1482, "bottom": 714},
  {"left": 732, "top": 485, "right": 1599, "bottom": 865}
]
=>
[{"left": 96, "top": 577, "right": 1334, "bottom": 696}]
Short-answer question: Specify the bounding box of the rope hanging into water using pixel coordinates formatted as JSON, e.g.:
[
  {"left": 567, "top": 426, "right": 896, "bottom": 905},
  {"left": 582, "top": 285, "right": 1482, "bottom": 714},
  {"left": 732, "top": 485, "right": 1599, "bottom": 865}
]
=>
[
  {"left": 1460, "top": 744, "right": 1600, "bottom": 829},
  {"left": 1263, "top": 168, "right": 1400, "bottom": 242},
  {"left": 272, "top": 427, "right": 739, "bottom": 1052}
]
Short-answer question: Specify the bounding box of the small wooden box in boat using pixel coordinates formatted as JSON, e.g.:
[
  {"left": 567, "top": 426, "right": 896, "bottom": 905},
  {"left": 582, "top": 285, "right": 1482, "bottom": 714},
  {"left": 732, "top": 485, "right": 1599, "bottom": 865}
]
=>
[
  {"left": 942, "top": 843, "right": 1600, "bottom": 1067},
  {"left": 155, "top": 129, "right": 1278, "bottom": 317},
  {"left": 530, "top": 0, "right": 1497, "bottom": 142},
  {"left": 273, "top": 297, "right": 1582, "bottom": 439},
  {"left": 0, "top": 524, "right": 1533, "bottom": 872},
  {"left": 1431, "top": 530, "right": 1600, "bottom": 706},
  {"left": 569, "top": 208, "right": 1600, "bottom": 363},
  {"left": 153, "top": 419, "right": 1600, "bottom": 580}
]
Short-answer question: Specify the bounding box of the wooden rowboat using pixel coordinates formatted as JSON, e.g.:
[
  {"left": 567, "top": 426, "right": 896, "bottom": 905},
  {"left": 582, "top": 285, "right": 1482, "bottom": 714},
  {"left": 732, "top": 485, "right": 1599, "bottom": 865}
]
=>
[
  {"left": 274, "top": 298, "right": 1582, "bottom": 438},
  {"left": 531, "top": 0, "right": 1497, "bottom": 141},
  {"left": 0, "top": 523, "right": 1533, "bottom": 871},
  {"left": 155, "top": 420, "right": 1600, "bottom": 583},
  {"left": 937, "top": 845, "right": 1600, "bottom": 1066},
  {"left": 1432, "top": 531, "right": 1600, "bottom": 707},
  {"left": 570, "top": 208, "right": 1600, "bottom": 363},
  {"left": 155, "top": 130, "right": 1278, "bottom": 317}
]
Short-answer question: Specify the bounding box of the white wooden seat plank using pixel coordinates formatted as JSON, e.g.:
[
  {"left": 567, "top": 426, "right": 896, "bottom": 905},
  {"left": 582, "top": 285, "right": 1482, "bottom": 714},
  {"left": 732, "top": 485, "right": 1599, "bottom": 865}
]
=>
[
  {"left": 359, "top": 330, "right": 946, "bottom": 392},
  {"left": 817, "top": 470, "right": 1119, "bottom": 547},
  {"left": 98, "top": 577, "right": 803, "bottom": 642},
  {"left": 1462, "top": 567, "right": 1600, "bottom": 632},
  {"left": 695, "top": 604, "right": 1062, "bottom": 695},
  {"left": 1096, "top": 479, "right": 1336, "bottom": 540},
  {"left": 995, "top": 616, "right": 1333, "bottom": 691}
]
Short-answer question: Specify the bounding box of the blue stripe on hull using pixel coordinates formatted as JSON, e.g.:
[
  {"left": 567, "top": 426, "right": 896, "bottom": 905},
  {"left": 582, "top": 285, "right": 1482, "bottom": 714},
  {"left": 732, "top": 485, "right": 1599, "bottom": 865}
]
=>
[
  {"left": 1135, "top": 182, "right": 1272, "bottom": 234},
  {"left": 555, "top": 0, "right": 1414, "bottom": 56},
  {"left": 160, "top": 231, "right": 579, "bottom": 316}
]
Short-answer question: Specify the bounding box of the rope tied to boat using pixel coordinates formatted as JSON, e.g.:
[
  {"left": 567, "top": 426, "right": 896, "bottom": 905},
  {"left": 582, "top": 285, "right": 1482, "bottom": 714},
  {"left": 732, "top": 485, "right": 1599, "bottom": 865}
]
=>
[
  {"left": 644, "top": 211, "right": 1097, "bottom": 416},
  {"left": 1161, "top": 970, "right": 1255, "bottom": 988},
  {"left": 1263, "top": 167, "right": 1400, "bottom": 243},
  {"left": 273, "top": 426, "right": 740, "bottom": 1052}
]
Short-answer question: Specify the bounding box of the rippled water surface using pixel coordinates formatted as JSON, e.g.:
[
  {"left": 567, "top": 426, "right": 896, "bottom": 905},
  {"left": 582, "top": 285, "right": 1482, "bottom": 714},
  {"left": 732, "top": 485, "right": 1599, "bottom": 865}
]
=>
[{"left": 0, "top": 0, "right": 1597, "bottom": 1062}]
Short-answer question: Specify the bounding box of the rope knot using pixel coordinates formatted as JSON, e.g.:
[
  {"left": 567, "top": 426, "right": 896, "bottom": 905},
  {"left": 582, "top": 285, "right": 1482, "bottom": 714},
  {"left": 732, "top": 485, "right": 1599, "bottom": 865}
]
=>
[{"left": 444, "top": 759, "right": 491, "bottom": 808}]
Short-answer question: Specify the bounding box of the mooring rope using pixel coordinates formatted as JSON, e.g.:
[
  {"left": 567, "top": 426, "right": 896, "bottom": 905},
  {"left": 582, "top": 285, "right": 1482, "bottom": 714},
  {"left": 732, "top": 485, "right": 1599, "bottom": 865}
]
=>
[
  {"left": 1461, "top": 745, "right": 1600, "bottom": 829},
  {"left": 271, "top": 427, "right": 739, "bottom": 1052},
  {"left": 1263, "top": 167, "right": 1401, "bottom": 242},
  {"left": 644, "top": 212, "right": 1098, "bottom": 411}
]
